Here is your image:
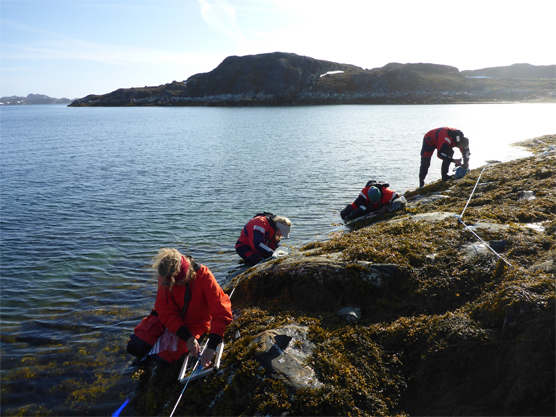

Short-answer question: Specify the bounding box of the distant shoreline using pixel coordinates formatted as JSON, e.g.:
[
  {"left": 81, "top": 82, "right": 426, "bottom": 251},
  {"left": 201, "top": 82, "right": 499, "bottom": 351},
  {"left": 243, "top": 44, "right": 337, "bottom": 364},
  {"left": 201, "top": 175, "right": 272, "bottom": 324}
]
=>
[{"left": 0, "top": 94, "right": 72, "bottom": 106}]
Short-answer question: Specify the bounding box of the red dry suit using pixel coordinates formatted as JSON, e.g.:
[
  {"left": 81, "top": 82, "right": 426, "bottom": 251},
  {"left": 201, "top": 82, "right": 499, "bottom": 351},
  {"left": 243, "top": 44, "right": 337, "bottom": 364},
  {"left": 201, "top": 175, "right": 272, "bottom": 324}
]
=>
[
  {"left": 340, "top": 181, "right": 400, "bottom": 221},
  {"left": 129, "top": 263, "right": 232, "bottom": 364},
  {"left": 419, "top": 127, "right": 470, "bottom": 186},
  {"left": 235, "top": 214, "right": 280, "bottom": 266},
  {"left": 421, "top": 127, "right": 470, "bottom": 162},
  {"left": 350, "top": 185, "right": 398, "bottom": 212}
]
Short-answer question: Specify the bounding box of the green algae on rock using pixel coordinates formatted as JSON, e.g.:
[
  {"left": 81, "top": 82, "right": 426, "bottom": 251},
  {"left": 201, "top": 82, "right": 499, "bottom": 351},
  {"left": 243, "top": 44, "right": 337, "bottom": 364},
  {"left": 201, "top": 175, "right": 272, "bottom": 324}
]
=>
[
  {"left": 0, "top": 306, "right": 139, "bottom": 417},
  {"left": 130, "top": 135, "right": 555, "bottom": 416}
]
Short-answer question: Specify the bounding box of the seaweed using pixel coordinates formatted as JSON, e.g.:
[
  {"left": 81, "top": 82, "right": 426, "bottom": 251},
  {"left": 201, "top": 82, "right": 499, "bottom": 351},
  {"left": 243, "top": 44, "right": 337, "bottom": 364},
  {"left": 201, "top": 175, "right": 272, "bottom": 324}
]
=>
[{"left": 129, "top": 136, "right": 555, "bottom": 416}]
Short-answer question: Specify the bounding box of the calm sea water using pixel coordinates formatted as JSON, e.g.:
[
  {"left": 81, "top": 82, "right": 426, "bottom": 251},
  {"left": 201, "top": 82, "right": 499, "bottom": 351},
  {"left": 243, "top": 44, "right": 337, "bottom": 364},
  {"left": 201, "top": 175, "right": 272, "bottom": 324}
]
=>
[{"left": 1, "top": 103, "right": 554, "bottom": 415}]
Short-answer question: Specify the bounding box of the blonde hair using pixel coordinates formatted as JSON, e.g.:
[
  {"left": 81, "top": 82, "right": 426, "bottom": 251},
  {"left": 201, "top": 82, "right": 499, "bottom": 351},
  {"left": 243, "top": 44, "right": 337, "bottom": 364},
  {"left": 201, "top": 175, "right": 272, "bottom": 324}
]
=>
[
  {"left": 274, "top": 216, "right": 291, "bottom": 241},
  {"left": 274, "top": 216, "right": 291, "bottom": 227},
  {"left": 152, "top": 248, "right": 196, "bottom": 291}
]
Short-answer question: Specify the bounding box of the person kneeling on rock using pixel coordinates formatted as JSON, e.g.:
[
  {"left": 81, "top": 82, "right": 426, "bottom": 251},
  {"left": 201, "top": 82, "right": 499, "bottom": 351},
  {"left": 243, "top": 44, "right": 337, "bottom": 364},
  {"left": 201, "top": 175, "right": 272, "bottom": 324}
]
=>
[
  {"left": 340, "top": 180, "right": 403, "bottom": 221},
  {"left": 235, "top": 212, "right": 292, "bottom": 266},
  {"left": 126, "top": 248, "right": 233, "bottom": 366}
]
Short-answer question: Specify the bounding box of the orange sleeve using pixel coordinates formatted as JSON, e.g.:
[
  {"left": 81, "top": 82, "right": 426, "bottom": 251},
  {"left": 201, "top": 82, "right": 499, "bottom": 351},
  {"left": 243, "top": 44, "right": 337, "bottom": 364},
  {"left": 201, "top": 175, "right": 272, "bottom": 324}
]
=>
[
  {"left": 200, "top": 266, "right": 233, "bottom": 337},
  {"left": 380, "top": 188, "right": 398, "bottom": 205}
]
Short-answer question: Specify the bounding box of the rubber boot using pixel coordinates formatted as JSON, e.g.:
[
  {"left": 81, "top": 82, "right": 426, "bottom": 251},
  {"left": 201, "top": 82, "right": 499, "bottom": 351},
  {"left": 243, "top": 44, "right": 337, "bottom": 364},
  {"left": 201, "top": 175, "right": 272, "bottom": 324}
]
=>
[
  {"left": 441, "top": 159, "right": 453, "bottom": 181},
  {"left": 340, "top": 205, "right": 353, "bottom": 220},
  {"left": 419, "top": 175, "right": 425, "bottom": 188},
  {"left": 419, "top": 157, "right": 430, "bottom": 187}
]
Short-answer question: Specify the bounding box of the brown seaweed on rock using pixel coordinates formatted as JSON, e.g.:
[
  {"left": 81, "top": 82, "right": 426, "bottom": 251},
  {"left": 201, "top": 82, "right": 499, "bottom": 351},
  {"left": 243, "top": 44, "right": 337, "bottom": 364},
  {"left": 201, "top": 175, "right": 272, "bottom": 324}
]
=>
[{"left": 132, "top": 136, "right": 555, "bottom": 416}]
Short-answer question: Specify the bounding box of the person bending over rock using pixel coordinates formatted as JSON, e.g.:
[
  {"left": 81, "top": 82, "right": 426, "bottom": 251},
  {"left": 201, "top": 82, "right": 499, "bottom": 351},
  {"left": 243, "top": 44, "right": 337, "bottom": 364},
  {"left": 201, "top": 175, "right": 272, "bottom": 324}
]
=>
[
  {"left": 236, "top": 212, "right": 291, "bottom": 266},
  {"left": 419, "top": 126, "right": 470, "bottom": 187},
  {"left": 340, "top": 180, "right": 402, "bottom": 221}
]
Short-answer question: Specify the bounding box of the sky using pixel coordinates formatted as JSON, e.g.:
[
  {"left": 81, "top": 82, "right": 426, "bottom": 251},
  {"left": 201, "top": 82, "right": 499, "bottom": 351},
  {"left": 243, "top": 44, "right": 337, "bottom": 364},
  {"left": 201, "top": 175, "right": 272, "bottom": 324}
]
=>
[{"left": 1, "top": 0, "right": 555, "bottom": 99}]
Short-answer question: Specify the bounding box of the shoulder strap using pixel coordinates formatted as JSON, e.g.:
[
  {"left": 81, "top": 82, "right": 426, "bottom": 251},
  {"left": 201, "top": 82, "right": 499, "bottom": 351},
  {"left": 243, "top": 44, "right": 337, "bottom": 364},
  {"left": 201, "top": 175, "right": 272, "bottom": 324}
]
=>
[
  {"left": 192, "top": 260, "right": 201, "bottom": 271},
  {"left": 179, "top": 259, "right": 201, "bottom": 317},
  {"left": 180, "top": 281, "right": 191, "bottom": 317}
]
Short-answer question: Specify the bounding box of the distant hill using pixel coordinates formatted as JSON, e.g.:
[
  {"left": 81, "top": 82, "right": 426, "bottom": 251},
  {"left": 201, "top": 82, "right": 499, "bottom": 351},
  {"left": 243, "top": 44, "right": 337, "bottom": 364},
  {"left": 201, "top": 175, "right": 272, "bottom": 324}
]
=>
[
  {"left": 461, "top": 63, "right": 556, "bottom": 79},
  {"left": 1, "top": 94, "right": 73, "bottom": 105},
  {"left": 69, "top": 52, "right": 556, "bottom": 107}
]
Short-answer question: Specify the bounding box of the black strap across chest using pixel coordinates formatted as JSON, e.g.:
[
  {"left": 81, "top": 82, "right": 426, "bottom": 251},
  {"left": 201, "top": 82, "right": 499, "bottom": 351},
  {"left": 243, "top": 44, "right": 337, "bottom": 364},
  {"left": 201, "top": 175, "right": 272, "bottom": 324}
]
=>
[
  {"left": 180, "top": 281, "right": 191, "bottom": 317},
  {"left": 180, "top": 260, "right": 200, "bottom": 317}
]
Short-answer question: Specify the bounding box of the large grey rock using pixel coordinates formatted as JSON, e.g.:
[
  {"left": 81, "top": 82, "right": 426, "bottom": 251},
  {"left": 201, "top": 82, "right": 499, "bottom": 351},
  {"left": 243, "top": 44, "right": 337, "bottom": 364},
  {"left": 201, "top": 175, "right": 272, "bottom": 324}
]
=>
[
  {"left": 229, "top": 250, "right": 406, "bottom": 313},
  {"left": 466, "top": 222, "right": 511, "bottom": 232},
  {"left": 517, "top": 190, "right": 536, "bottom": 201},
  {"left": 252, "top": 325, "right": 322, "bottom": 390},
  {"left": 406, "top": 194, "right": 450, "bottom": 208},
  {"left": 388, "top": 211, "right": 459, "bottom": 224},
  {"left": 462, "top": 240, "right": 508, "bottom": 259}
]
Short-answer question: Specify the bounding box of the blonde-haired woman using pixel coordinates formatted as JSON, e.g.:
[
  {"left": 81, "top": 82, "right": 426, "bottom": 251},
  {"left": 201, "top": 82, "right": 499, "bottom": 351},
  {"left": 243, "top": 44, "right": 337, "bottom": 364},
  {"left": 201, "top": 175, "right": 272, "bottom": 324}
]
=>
[
  {"left": 235, "top": 212, "right": 292, "bottom": 266},
  {"left": 127, "top": 248, "right": 232, "bottom": 366}
]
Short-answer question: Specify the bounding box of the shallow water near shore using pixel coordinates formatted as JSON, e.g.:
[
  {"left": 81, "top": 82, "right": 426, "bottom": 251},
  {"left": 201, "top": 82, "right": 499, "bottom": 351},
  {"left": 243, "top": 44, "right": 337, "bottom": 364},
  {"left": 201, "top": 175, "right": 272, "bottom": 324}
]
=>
[{"left": 1, "top": 103, "right": 555, "bottom": 415}]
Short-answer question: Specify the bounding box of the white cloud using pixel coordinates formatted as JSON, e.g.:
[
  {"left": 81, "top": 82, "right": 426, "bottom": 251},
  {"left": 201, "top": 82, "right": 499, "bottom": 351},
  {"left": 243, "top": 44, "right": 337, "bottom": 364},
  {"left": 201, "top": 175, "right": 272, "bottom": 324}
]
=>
[{"left": 197, "top": 0, "right": 245, "bottom": 43}]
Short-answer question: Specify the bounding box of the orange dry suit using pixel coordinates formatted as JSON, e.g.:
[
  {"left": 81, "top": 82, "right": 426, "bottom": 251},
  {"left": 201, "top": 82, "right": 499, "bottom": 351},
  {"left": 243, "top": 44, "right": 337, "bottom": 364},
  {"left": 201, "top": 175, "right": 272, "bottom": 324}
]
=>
[
  {"left": 127, "top": 259, "right": 233, "bottom": 364},
  {"left": 235, "top": 213, "right": 280, "bottom": 266}
]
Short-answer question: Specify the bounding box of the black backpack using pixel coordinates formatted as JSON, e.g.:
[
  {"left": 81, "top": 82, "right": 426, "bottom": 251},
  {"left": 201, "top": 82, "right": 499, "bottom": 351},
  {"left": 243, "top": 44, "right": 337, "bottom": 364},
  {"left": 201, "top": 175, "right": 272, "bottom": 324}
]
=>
[
  {"left": 254, "top": 212, "right": 276, "bottom": 220},
  {"left": 365, "top": 180, "right": 389, "bottom": 189}
]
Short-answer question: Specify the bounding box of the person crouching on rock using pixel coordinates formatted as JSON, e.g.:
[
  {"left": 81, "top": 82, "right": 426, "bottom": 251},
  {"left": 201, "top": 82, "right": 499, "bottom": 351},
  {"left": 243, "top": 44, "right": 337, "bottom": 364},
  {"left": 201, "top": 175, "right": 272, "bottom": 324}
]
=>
[
  {"left": 126, "top": 248, "right": 233, "bottom": 366},
  {"left": 419, "top": 127, "right": 470, "bottom": 187},
  {"left": 340, "top": 180, "right": 401, "bottom": 221},
  {"left": 235, "top": 212, "right": 291, "bottom": 266}
]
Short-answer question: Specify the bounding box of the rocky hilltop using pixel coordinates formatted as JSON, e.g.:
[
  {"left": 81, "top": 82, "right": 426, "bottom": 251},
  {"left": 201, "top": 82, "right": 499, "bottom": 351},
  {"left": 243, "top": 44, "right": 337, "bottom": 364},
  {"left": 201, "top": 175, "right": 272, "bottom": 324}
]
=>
[
  {"left": 1, "top": 93, "right": 72, "bottom": 105},
  {"left": 69, "top": 52, "right": 555, "bottom": 107},
  {"left": 128, "top": 136, "right": 555, "bottom": 417}
]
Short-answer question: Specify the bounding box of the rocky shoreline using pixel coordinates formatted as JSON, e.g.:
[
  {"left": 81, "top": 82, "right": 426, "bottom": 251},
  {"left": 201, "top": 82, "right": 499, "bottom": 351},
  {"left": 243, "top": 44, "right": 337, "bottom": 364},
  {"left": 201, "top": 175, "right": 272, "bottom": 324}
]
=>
[{"left": 126, "top": 135, "right": 555, "bottom": 416}]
